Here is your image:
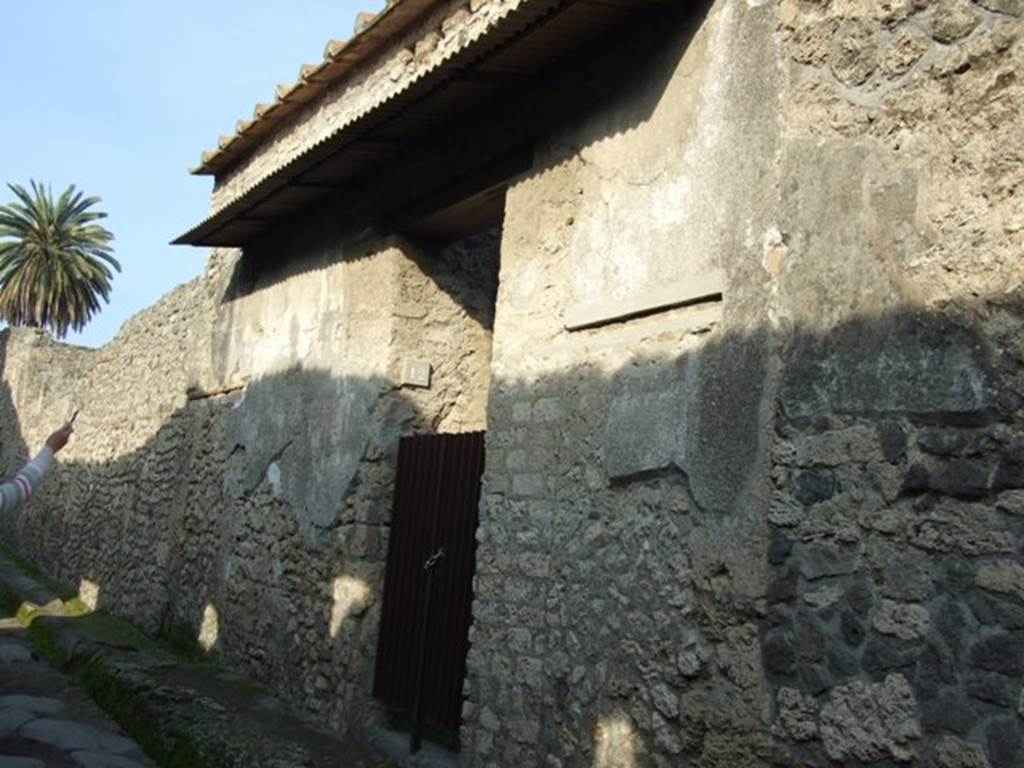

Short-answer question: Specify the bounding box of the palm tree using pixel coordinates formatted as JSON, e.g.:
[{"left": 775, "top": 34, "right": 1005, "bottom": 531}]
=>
[{"left": 0, "top": 181, "right": 120, "bottom": 338}]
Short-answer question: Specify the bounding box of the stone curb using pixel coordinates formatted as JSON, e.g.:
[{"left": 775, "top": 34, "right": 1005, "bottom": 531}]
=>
[{"left": 0, "top": 548, "right": 395, "bottom": 768}]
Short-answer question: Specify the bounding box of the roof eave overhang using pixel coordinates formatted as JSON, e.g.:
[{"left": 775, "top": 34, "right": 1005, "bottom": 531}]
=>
[{"left": 174, "top": 0, "right": 669, "bottom": 248}]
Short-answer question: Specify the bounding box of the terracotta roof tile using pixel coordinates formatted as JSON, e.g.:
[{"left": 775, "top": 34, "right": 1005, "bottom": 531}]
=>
[
  {"left": 275, "top": 81, "right": 300, "bottom": 101},
  {"left": 323, "top": 39, "right": 347, "bottom": 58},
  {"left": 354, "top": 11, "right": 378, "bottom": 35}
]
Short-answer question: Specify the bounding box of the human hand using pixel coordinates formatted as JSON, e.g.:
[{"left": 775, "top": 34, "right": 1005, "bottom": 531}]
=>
[{"left": 45, "top": 421, "right": 75, "bottom": 454}]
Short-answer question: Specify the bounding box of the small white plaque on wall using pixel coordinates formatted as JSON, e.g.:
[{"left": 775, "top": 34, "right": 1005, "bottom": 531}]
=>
[
  {"left": 564, "top": 270, "right": 725, "bottom": 331},
  {"left": 401, "top": 359, "right": 432, "bottom": 388}
]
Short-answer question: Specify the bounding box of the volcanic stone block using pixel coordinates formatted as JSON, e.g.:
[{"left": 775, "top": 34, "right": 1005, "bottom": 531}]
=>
[
  {"left": 970, "top": 633, "right": 1024, "bottom": 676},
  {"left": 840, "top": 611, "right": 866, "bottom": 648},
  {"left": 795, "top": 542, "right": 859, "bottom": 581},
  {"left": 768, "top": 531, "right": 793, "bottom": 566},
  {"left": 913, "top": 642, "right": 957, "bottom": 700},
  {"left": 863, "top": 639, "right": 916, "bottom": 676},
  {"left": 931, "top": 459, "right": 990, "bottom": 499},
  {"left": 966, "top": 672, "right": 1019, "bottom": 707},
  {"left": 846, "top": 581, "right": 874, "bottom": 616},
  {"left": 879, "top": 421, "right": 907, "bottom": 463},
  {"left": 920, "top": 690, "right": 976, "bottom": 736},
  {"left": 933, "top": 600, "right": 967, "bottom": 657},
  {"left": 764, "top": 632, "right": 797, "bottom": 676},
  {"left": 768, "top": 570, "right": 798, "bottom": 605},
  {"left": 793, "top": 470, "right": 837, "bottom": 505},
  {"left": 918, "top": 427, "right": 966, "bottom": 457},
  {"left": 987, "top": 717, "right": 1023, "bottom": 768},
  {"left": 795, "top": 618, "right": 827, "bottom": 662},
  {"left": 966, "top": 591, "right": 1024, "bottom": 630},
  {"left": 827, "top": 645, "right": 860, "bottom": 679},
  {"left": 994, "top": 441, "right": 1024, "bottom": 490},
  {"left": 902, "top": 463, "right": 931, "bottom": 495}
]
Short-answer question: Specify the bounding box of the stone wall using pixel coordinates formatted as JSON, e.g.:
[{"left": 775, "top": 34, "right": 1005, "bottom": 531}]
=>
[
  {"left": 461, "top": 3, "right": 783, "bottom": 765},
  {"left": 766, "top": 1, "right": 1024, "bottom": 766},
  {"left": 0, "top": 0, "right": 1020, "bottom": 765},
  {"left": 460, "top": 0, "right": 1023, "bottom": 767},
  {"left": 0, "top": 220, "right": 499, "bottom": 736},
  {"left": 0, "top": 275, "right": 217, "bottom": 631}
]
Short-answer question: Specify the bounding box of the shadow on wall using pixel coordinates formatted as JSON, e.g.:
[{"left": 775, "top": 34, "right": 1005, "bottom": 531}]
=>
[
  {"left": 464, "top": 294, "right": 1021, "bottom": 766},
  {"left": 0, "top": 2, "right": 1019, "bottom": 757},
  {"left": 0, "top": 286, "right": 1018, "bottom": 764},
  {"left": 0, "top": 358, "right": 426, "bottom": 734}
]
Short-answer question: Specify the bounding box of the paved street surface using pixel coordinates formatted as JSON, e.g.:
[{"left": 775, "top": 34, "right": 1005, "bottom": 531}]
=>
[
  {"left": 0, "top": 618, "right": 154, "bottom": 768},
  {"left": 0, "top": 549, "right": 407, "bottom": 768}
]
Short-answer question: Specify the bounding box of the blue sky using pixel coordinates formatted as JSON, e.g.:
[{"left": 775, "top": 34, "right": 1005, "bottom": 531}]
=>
[{"left": 1, "top": 0, "right": 379, "bottom": 347}]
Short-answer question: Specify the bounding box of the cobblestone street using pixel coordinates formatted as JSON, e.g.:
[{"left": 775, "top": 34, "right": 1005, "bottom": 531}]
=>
[
  {"left": 0, "top": 550, "right": 400, "bottom": 768},
  {"left": 0, "top": 618, "right": 153, "bottom": 768}
]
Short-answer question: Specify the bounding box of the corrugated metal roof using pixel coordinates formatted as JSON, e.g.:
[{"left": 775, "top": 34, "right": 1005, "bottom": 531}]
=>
[{"left": 175, "top": 0, "right": 668, "bottom": 247}]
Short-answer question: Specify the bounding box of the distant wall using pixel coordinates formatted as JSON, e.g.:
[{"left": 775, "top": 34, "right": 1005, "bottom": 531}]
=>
[
  {"left": 0, "top": 274, "right": 217, "bottom": 630},
  {"left": 0, "top": 221, "right": 499, "bottom": 735}
]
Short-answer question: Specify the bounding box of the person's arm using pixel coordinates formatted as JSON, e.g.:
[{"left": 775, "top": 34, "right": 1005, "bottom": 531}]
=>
[
  {"left": 0, "top": 421, "right": 74, "bottom": 517},
  {"left": 0, "top": 448, "right": 55, "bottom": 515}
]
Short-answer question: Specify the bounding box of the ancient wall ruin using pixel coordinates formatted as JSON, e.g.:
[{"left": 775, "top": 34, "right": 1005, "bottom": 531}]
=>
[
  {"left": 461, "top": 3, "right": 781, "bottom": 764},
  {"left": 0, "top": 1, "right": 1021, "bottom": 766},
  {"left": 460, "top": 1, "right": 1023, "bottom": 766},
  {"left": 0, "top": 224, "right": 499, "bottom": 735},
  {"left": 766, "top": 1, "right": 1024, "bottom": 765}
]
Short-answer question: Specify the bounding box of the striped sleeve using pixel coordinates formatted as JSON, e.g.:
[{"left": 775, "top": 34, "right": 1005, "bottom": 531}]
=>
[{"left": 0, "top": 447, "right": 54, "bottom": 516}]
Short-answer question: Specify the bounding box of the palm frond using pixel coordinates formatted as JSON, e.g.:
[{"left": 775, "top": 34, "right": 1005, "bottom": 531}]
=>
[{"left": 0, "top": 180, "right": 120, "bottom": 337}]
